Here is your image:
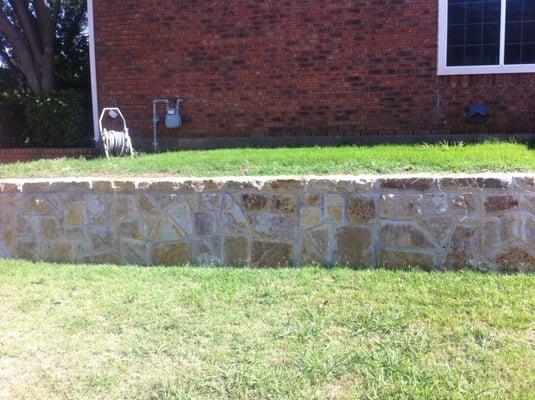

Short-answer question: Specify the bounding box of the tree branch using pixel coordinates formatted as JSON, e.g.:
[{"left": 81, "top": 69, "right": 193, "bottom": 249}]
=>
[
  {"left": 0, "top": 6, "right": 42, "bottom": 92},
  {"left": 10, "top": 0, "right": 44, "bottom": 60}
]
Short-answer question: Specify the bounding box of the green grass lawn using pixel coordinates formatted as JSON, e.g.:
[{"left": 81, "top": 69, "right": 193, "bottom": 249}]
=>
[
  {"left": 0, "top": 261, "right": 533, "bottom": 399},
  {"left": 1, "top": 141, "right": 534, "bottom": 178}
]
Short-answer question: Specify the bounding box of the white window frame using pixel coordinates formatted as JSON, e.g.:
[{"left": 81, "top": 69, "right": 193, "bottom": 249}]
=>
[{"left": 438, "top": 0, "right": 535, "bottom": 75}]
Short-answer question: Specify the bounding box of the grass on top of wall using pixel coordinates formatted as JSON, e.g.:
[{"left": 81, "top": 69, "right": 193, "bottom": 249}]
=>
[
  {"left": 1, "top": 140, "right": 535, "bottom": 178},
  {"left": 0, "top": 260, "right": 534, "bottom": 399}
]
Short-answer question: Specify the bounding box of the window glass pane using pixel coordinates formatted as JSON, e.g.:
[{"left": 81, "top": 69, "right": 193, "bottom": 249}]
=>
[
  {"left": 505, "top": 0, "right": 535, "bottom": 64},
  {"left": 447, "top": 0, "right": 501, "bottom": 66}
]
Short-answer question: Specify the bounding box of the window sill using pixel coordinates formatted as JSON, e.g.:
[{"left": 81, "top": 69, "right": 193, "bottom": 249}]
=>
[{"left": 438, "top": 64, "right": 535, "bottom": 76}]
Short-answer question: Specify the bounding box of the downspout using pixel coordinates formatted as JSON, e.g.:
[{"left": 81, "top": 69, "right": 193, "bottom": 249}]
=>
[{"left": 88, "top": 0, "right": 100, "bottom": 143}]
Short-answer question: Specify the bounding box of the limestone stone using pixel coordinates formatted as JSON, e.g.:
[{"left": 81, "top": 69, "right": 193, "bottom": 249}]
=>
[
  {"left": 194, "top": 212, "right": 216, "bottom": 235},
  {"left": 221, "top": 195, "right": 249, "bottom": 234},
  {"left": 348, "top": 195, "right": 376, "bottom": 224},
  {"left": 252, "top": 241, "right": 293, "bottom": 267},
  {"left": 111, "top": 195, "right": 138, "bottom": 222},
  {"left": 271, "top": 195, "right": 297, "bottom": 214},
  {"left": 439, "top": 177, "right": 511, "bottom": 190},
  {"left": 324, "top": 194, "right": 345, "bottom": 223},
  {"left": 148, "top": 219, "right": 185, "bottom": 242},
  {"left": 16, "top": 215, "right": 40, "bottom": 236},
  {"left": 300, "top": 207, "right": 322, "bottom": 230},
  {"left": 118, "top": 240, "right": 153, "bottom": 265},
  {"left": 520, "top": 194, "right": 535, "bottom": 210},
  {"left": 223, "top": 236, "right": 249, "bottom": 266},
  {"left": 153, "top": 242, "right": 190, "bottom": 266},
  {"left": 82, "top": 251, "right": 121, "bottom": 265},
  {"left": 514, "top": 176, "right": 535, "bottom": 191},
  {"left": 300, "top": 235, "right": 326, "bottom": 266},
  {"left": 86, "top": 225, "right": 114, "bottom": 252},
  {"left": 194, "top": 238, "right": 221, "bottom": 265},
  {"left": 484, "top": 195, "right": 518, "bottom": 214},
  {"left": 91, "top": 180, "right": 114, "bottom": 192},
  {"left": 335, "top": 226, "right": 373, "bottom": 267},
  {"left": 450, "top": 193, "right": 478, "bottom": 215},
  {"left": 22, "top": 182, "right": 50, "bottom": 192},
  {"left": 444, "top": 226, "right": 478, "bottom": 270},
  {"left": 116, "top": 221, "right": 142, "bottom": 240},
  {"left": 241, "top": 193, "right": 268, "bottom": 211},
  {"left": 50, "top": 181, "right": 90, "bottom": 192},
  {"left": 380, "top": 223, "right": 434, "bottom": 249},
  {"left": 302, "top": 193, "right": 322, "bottom": 207},
  {"left": 66, "top": 204, "right": 86, "bottom": 226},
  {"left": 14, "top": 237, "right": 37, "bottom": 259},
  {"left": 250, "top": 214, "right": 295, "bottom": 240},
  {"left": 379, "top": 178, "right": 433, "bottom": 192},
  {"left": 41, "top": 217, "right": 61, "bottom": 239},
  {"left": 424, "top": 193, "right": 449, "bottom": 215},
  {"left": 139, "top": 193, "right": 181, "bottom": 214},
  {"left": 420, "top": 216, "right": 455, "bottom": 245},
  {"left": 0, "top": 182, "right": 20, "bottom": 192},
  {"left": 85, "top": 195, "right": 109, "bottom": 225},
  {"left": 264, "top": 179, "right": 304, "bottom": 192},
  {"left": 496, "top": 247, "right": 535, "bottom": 273},
  {"left": 380, "top": 194, "right": 422, "bottom": 219},
  {"left": 40, "top": 241, "right": 73, "bottom": 263},
  {"left": 198, "top": 193, "right": 222, "bottom": 211},
  {"left": 168, "top": 202, "right": 194, "bottom": 235},
  {"left": 112, "top": 181, "right": 137, "bottom": 192},
  {"left": 379, "top": 249, "right": 435, "bottom": 270},
  {"left": 22, "top": 195, "right": 55, "bottom": 214},
  {"left": 0, "top": 241, "right": 10, "bottom": 258}
]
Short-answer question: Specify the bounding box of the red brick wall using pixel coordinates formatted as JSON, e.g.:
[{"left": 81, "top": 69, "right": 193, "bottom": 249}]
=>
[{"left": 93, "top": 0, "right": 535, "bottom": 143}]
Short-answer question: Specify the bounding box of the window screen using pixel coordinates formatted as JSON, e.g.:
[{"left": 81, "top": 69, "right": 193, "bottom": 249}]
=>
[
  {"left": 505, "top": 0, "right": 535, "bottom": 64},
  {"left": 447, "top": 0, "right": 502, "bottom": 66}
]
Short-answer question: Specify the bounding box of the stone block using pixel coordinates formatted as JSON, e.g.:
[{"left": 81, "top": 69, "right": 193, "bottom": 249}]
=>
[
  {"left": 301, "top": 193, "right": 322, "bottom": 207},
  {"left": 40, "top": 241, "right": 73, "bottom": 263},
  {"left": 22, "top": 195, "right": 55, "bottom": 214},
  {"left": 379, "top": 178, "right": 433, "bottom": 192},
  {"left": 264, "top": 178, "right": 305, "bottom": 192},
  {"left": 484, "top": 195, "right": 518, "bottom": 214},
  {"left": 120, "top": 239, "right": 153, "bottom": 265},
  {"left": 241, "top": 193, "right": 269, "bottom": 211},
  {"left": 271, "top": 195, "right": 297, "bottom": 214},
  {"left": 335, "top": 226, "right": 373, "bottom": 267},
  {"left": 168, "top": 202, "right": 194, "bottom": 235},
  {"left": 444, "top": 226, "right": 478, "bottom": 270},
  {"left": 252, "top": 241, "right": 293, "bottom": 267},
  {"left": 194, "top": 238, "right": 221, "bottom": 265},
  {"left": 223, "top": 236, "right": 249, "bottom": 266},
  {"left": 496, "top": 247, "right": 535, "bottom": 273},
  {"left": 194, "top": 212, "right": 217, "bottom": 236},
  {"left": 66, "top": 204, "right": 86, "bottom": 226},
  {"left": 148, "top": 219, "right": 185, "bottom": 242},
  {"left": 439, "top": 177, "right": 511, "bottom": 190},
  {"left": 250, "top": 214, "right": 295, "bottom": 240},
  {"left": 324, "top": 194, "right": 345, "bottom": 223},
  {"left": 85, "top": 195, "right": 109, "bottom": 225},
  {"left": 221, "top": 196, "right": 249, "bottom": 234},
  {"left": 379, "top": 249, "right": 435, "bottom": 270},
  {"left": 300, "top": 207, "right": 323, "bottom": 230},
  {"left": 153, "top": 242, "right": 190, "bottom": 266},
  {"left": 348, "top": 195, "right": 376, "bottom": 224},
  {"left": 380, "top": 194, "right": 422, "bottom": 219},
  {"left": 380, "top": 223, "right": 434, "bottom": 249},
  {"left": 41, "top": 217, "right": 61, "bottom": 240}
]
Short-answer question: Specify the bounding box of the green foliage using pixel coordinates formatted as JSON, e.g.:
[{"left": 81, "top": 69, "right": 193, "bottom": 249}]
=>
[
  {"left": 0, "top": 262, "right": 534, "bottom": 399},
  {"left": 0, "top": 141, "right": 533, "bottom": 178},
  {"left": 24, "top": 89, "right": 92, "bottom": 147}
]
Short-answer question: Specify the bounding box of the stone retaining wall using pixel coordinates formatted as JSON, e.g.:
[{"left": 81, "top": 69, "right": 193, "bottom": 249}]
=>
[{"left": 0, "top": 175, "right": 533, "bottom": 271}]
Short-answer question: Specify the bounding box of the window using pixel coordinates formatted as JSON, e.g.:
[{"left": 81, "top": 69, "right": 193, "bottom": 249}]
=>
[{"left": 438, "top": 0, "right": 535, "bottom": 74}]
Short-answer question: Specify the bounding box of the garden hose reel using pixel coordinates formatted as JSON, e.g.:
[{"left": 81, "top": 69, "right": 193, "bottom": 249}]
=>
[{"left": 99, "top": 107, "right": 135, "bottom": 158}]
